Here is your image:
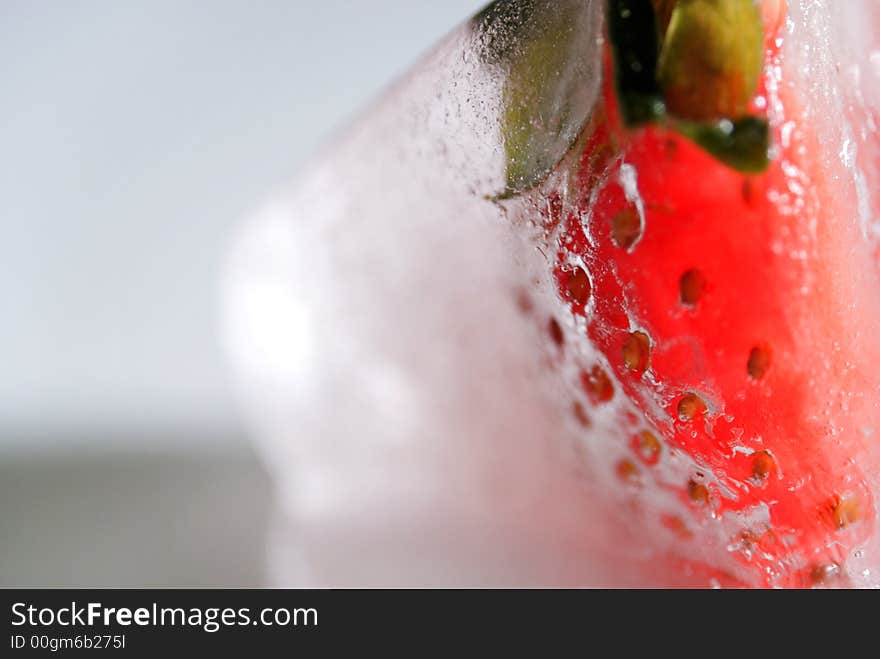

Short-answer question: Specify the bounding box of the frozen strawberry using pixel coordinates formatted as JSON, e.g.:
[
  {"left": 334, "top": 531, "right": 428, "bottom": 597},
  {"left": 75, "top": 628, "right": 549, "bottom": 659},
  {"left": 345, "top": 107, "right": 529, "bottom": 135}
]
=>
[{"left": 225, "top": 0, "right": 880, "bottom": 587}]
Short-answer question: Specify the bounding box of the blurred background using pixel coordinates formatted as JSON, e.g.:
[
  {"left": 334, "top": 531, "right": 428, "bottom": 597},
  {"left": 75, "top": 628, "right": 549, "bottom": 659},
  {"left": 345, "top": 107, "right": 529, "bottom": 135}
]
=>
[{"left": 1, "top": 0, "right": 482, "bottom": 586}]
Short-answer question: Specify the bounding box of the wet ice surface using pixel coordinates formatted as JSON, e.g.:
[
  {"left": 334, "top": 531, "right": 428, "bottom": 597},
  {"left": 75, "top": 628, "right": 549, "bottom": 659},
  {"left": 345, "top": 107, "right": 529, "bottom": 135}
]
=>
[
  {"left": 223, "top": 0, "right": 880, "bottom": 586},
  {"left": 223, "top": 0, "right": 651, "bottom": 587},
  {"left": 777, "top": 0, "right": 880, "bottom": 585}
]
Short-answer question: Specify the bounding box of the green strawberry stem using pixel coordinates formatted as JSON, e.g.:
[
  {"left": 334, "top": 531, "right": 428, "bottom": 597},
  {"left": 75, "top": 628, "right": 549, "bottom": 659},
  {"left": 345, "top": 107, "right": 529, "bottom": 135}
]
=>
[
  {"left": 474, "top": 0, "right": 602, "bottom": 197},
  {"left": 609, "top": 0, "right": 769, "bottom": 172}
]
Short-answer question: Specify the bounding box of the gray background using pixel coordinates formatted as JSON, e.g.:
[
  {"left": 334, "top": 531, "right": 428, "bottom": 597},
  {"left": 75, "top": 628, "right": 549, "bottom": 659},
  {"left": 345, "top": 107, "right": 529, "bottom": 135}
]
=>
[{"left": 1, "top": 0, "right": 482, "bottom": 586}]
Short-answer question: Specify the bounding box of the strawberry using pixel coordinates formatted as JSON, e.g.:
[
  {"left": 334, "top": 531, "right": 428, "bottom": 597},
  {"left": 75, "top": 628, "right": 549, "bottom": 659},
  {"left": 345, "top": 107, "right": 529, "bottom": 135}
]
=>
[{"left": 518, "top": 0, "right": 880, "bottom": 586}]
